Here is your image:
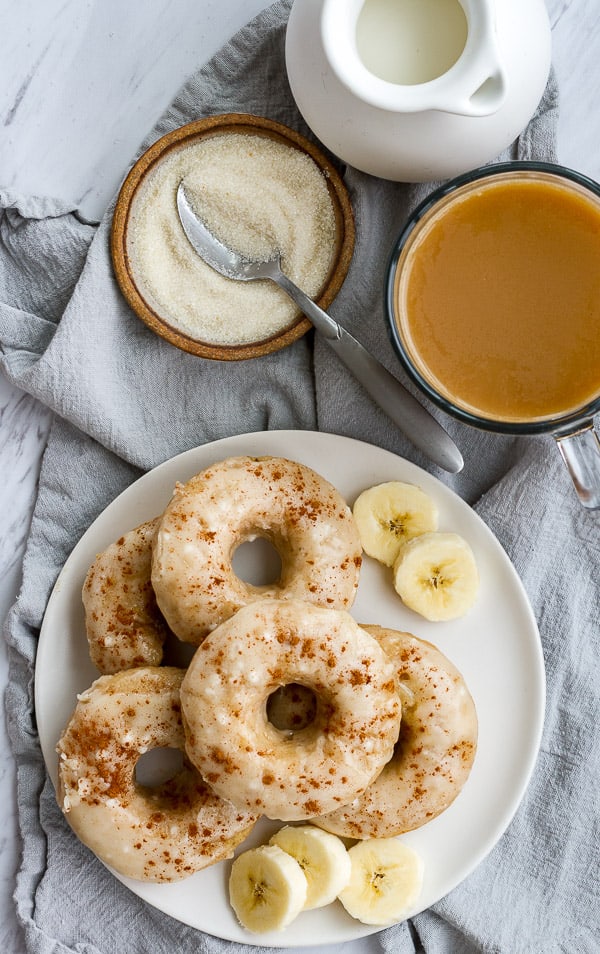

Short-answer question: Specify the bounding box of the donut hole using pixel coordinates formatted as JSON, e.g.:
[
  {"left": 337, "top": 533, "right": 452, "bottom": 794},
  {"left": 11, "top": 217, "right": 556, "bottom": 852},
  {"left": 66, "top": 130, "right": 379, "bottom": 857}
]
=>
[
  {"left": 135, "top": 746, "right": 184, "bottom": 788},
  {"left": 162, "top": 632, "right": 197, "bottom": 667},
  {"left": 231, "top": 536, "right": 282, "bottom": 586},
  {"left": 266, "top": 683, "right": 317, "bottom": 733}
]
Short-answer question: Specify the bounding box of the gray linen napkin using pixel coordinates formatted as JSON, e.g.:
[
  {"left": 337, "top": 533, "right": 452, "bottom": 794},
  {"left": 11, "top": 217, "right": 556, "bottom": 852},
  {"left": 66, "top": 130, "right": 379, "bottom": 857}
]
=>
[{"left": 1, "top": 2, "right": 598, "bottom": 952}]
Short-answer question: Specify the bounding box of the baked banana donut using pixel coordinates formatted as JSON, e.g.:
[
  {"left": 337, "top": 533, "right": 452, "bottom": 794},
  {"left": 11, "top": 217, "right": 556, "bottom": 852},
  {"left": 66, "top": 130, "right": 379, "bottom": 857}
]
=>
[
  {"left": 56, "top": 667, "right": 258, "bottom": 882},
  {"left": 151, "top": 456, "right": 362, "bottom": 645},
  {"left": 313, "top": 626, "right": 478, "bottom": 838},
  {"left": 82, "top": 519, "right": 170, "bottom": 673},
  {"left": 180, "top": 599, "right": 401, "bottom": 821}
]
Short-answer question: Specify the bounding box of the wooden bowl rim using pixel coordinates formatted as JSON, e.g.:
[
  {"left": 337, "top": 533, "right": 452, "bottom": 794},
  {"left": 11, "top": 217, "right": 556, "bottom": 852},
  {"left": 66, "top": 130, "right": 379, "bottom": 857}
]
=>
[{"left": 110, "top": 112, "right": 355, "bottom": 361}]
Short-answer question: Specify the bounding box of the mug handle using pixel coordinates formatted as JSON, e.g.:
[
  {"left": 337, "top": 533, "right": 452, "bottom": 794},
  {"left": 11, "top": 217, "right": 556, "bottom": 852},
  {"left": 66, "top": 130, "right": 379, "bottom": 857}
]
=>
[{"left": 555, "top": 423, "right": 600, "bottom": 509}]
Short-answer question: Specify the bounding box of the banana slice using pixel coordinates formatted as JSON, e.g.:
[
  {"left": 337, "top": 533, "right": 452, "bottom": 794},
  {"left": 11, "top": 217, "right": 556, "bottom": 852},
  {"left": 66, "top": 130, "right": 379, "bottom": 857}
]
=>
[
  {"left": 352, "top": 481, "right": 438, "bottom": 567},
  {"left": 269, "top": 824, "right": 352, "bottom": 910},
  {"left": 393, "top": 531, "right": 479, "bottom": 621},
  {"left": 228, "top": 844, "right": 307, "bottom": 933},
  {"left": 338, "top": 838, "right": 424, "bottom": 926}
]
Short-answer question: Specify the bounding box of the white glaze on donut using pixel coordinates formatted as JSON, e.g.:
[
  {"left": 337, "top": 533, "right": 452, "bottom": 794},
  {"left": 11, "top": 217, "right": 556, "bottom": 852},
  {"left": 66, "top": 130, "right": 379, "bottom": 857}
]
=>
[
  {"left": 151, "top": 456, "right": 362, "bottom": 644},
  {"left": 313, "top": 626, "right": 478, "bottom": 838},
  {"left": 180, "top": 599, "right": 401, "bottom": 821},
  {"left": 57, "top": 667, "right": 257, "bottom": 882},
  {"left": 82, "top": 519, "right": 170, "bottom": 673}
]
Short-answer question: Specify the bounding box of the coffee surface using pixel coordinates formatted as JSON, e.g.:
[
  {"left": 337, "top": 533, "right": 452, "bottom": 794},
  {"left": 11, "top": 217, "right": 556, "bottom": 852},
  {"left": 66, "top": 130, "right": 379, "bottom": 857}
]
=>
[{"left": 394, "top": 175, "right": 600, "bottom": 423}]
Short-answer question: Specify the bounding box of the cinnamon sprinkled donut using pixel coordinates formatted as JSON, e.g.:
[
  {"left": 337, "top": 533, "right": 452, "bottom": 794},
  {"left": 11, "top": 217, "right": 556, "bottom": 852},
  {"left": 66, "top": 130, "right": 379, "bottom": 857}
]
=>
[
  {"left": 151, "top": 456, "right": 362, "bottom": 645},
  {"left": 180, "top": 599, "right": 401, "bottom": 821},
  {"left": 57, "top": 667, "right": 258, "bottom": 882},
  {"left": 82, "top": 519, "right": 170, "bottom": 673},
  {"left": 313, "top": 626, "right": 478, "bottom": 838}
]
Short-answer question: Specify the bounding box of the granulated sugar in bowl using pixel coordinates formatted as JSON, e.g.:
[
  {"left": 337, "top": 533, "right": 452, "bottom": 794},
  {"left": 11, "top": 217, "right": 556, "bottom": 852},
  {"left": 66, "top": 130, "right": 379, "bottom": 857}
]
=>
[
  {"left": 111, "top": 114, "right": 355, "bottom": 360},
  {"left": 132, "top": 136, "right": 333, "bottom": 343}
]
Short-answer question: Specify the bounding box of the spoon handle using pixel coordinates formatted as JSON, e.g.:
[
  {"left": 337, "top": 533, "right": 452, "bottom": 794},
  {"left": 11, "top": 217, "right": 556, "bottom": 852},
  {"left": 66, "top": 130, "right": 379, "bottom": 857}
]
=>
[{"left": 274, "top": 271, "right": 464, "bottom": 474}]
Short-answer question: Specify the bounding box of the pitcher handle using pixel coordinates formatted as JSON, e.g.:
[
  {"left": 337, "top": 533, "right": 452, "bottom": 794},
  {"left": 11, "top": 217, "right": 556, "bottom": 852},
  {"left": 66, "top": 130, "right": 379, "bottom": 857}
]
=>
[
  {"left": 555, "top": 423, "right": 600, "bottom": 510},
  {"left": 439, "top": 31, "right": 507, "bottom": 117}
]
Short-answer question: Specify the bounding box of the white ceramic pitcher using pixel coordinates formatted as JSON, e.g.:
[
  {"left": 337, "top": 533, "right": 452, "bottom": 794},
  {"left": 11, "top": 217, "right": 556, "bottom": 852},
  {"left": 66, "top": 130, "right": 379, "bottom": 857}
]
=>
[{"left": 285, "top": 0, "right": 552, "bottom": 181}]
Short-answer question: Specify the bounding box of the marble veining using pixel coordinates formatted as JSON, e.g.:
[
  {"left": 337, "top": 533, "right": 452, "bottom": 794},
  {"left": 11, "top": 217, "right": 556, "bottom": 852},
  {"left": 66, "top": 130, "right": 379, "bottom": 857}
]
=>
[
  {"left": 1, "top": 1, "right": 599, "bottom": 951},
  {"left": 0, "top": 0, "right": 271, "bottom": 221}
]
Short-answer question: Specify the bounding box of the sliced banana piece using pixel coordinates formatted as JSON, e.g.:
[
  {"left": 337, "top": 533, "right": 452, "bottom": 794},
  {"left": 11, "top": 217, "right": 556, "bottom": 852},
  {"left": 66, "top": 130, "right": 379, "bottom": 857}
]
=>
[
  {"left": 353, "top": 481, "right": 438, "bottom": 567},
  {"left": 228, "top": 844, "right": 307, "bottom": 934},
  {"left": 269, "top": 824, "right": 352, "bottom": 910},
  {"left": 338, "top": 838, "right": 424, "bottom": 926},
  {"left": 393, "top": 531, "right": 479, "bottom": 621}
]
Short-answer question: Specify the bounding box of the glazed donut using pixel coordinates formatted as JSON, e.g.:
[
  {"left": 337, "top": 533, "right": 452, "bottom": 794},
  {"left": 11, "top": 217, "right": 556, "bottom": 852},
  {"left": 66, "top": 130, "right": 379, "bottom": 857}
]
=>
[
  {"left": 82, "top": 519, "right": 171, "bottom": 674},
  {"left": 57, "top": 667, "right": 258, "bottom": 882},
  {"left": 313, "top": 626, "right": 478, "bottom": 838},
  {"left": 151, "top": 456, "right": 362, "bottom": 644},
  {"left": 180, "top": 599, "right": 401, "bottom": 821}
]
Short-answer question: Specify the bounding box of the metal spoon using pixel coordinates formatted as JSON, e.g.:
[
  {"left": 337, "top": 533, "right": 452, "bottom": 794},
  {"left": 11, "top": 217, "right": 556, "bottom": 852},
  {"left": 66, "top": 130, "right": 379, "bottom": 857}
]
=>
[{"left": 176, "top": 182, "right": 463, "bottom": 474}]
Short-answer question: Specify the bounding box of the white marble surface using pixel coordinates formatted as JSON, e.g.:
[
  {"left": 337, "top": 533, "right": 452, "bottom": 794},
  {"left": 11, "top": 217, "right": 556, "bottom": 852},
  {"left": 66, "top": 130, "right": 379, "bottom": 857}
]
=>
[{"left": 0, "top": 1, "right": 599, "bottom": 951}]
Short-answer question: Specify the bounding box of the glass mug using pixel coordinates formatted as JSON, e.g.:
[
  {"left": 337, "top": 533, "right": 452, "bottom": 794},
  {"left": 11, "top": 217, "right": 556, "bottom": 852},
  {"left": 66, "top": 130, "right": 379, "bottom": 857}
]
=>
[{"left": 386, "top": 161, "right": 600, "bottom": 509}]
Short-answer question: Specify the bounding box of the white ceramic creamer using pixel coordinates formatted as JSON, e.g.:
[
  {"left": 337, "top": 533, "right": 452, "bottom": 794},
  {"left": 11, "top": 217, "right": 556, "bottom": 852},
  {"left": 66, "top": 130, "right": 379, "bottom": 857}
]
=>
[{"left": 285, "top": 0, "right": 552, "bottom": 181}]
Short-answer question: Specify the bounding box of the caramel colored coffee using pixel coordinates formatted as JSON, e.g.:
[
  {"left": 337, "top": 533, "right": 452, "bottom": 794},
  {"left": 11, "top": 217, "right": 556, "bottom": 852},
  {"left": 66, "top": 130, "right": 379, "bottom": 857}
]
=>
[{"left": 393, "top": 172, "right": 600, "bottom": 423}]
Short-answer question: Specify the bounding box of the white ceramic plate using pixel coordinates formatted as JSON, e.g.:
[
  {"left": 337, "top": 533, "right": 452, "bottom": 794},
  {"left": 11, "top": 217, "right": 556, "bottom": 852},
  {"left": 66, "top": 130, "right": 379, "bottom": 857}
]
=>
[{"left": 36, "top": 430, "right": 545, "bottom": 948}]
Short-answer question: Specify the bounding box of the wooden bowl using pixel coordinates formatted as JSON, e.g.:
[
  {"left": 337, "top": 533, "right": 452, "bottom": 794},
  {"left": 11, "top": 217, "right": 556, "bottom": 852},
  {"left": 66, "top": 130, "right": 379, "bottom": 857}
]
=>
[{"left": 111, "top": 113, "right": 355, "bottom": 361}]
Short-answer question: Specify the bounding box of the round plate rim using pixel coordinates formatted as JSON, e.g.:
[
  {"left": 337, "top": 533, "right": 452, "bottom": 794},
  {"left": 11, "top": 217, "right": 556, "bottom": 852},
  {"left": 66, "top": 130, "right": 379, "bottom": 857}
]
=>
[{"left": 35, "top": 429, "right": 545, "bottom": 948}]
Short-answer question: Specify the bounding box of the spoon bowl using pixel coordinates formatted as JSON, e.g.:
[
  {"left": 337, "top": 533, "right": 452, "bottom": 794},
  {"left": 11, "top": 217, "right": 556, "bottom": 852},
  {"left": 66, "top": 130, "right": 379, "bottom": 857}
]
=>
[{"left": 175, "top": 185, "right": 283, "bottom": 282}]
